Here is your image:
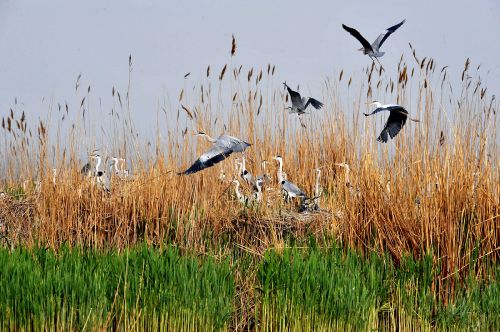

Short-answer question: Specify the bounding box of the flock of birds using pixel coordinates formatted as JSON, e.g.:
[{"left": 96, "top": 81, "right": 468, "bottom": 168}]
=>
[{"left": 79, "top": 19, "right": 418, "bottom": 212}]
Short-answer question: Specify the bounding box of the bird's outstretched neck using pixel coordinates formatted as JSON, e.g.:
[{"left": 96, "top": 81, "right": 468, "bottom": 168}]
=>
[{"left": 197, "top": 133, "right": 217, "bottom": 143}]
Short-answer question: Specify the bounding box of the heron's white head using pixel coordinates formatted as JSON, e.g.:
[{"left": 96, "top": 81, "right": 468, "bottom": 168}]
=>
[
  {"left": 272, "top": 155, "right": 282, "bottom": 162},
  {"left": 366, "top": 101, "right": 382, "bottom": 108},
  {"left": 334, "top": 163, "right": 350, "bottom": 171}
]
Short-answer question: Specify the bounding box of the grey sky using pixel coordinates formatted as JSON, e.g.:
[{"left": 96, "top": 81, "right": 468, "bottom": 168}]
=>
[{"left": 1, "top": 0, "right": 499, "bottom": 134}]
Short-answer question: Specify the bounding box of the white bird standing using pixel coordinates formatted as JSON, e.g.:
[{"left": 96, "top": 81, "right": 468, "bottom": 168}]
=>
[
  {"left": 232, "top": 179, "right": 248, "bottom": 205},
  {"left": 283, "top": 82, "right": 324, "bottom": 115},
  {"left": 364, "top": 101, "right": 419, "bottom": 143},
  {"left": 179, "top": 132, "right": 251, "bottom": 175},
  {"left": 342, "top": 19, "right": 406, "bottom": 61}
]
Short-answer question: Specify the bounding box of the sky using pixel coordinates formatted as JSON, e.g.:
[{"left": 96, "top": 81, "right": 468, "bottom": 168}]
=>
[{"left": 0, "top": 0, "right": 499, "bottom": 135}]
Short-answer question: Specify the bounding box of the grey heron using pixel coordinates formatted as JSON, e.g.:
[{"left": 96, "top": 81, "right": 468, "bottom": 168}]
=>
[
  {"left": 273, "top": 156, "right": 307, "bottom": 202},
  {"left": 232, "top": 179, "right": 248, "bottom": 205},
  {"left": 283, "top": 82, "right": 324, "bottom": 115},
  {"left": 179, "top": 132, "right": 251, "bottom": 175},
  {"left": 334, "top": 163, "right": 362, "bottom": 197},
  {"left": 364, "top": 102, "right": 419, "bottom": 143},
  {"left": 86, "top": 153, "right": 110, "bottom": 193},
  {"left": 256, "top": 160, "right": 272, "bottom": 189},
  {"left": 240, "top": 155, "right": 254, "bottom": 186},
  {"left": 118, "top": 158, "right": 130, "bottom": 178},
  {"left": 81, "top": 150, "right": 100, "bottom": 177},
  {"left": 108, "top": 157, "right": 119, "bottom": 180},
  {"left": 252, "top": 178, "right": 264, "bottom": 203},
  {"left": 272, "top": 155, "right": 285, "bottom": 183},
  {"left": 96, "top": 171, "right": 111, "bottom": 193},
  {"left": 313, "top": 167, "right": 322, "bottom": 209},
  {"left": 342, "top": 19, "right": 406, "bottom": 61}
]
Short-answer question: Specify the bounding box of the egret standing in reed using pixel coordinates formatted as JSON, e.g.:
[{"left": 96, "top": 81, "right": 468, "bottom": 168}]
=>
[
  {"left": 364, "top": 102, "right": 419, "bottom": 143},
  {"left": 342, "top": 19, "right": 406, "bottom": 65},
  {"left": 179, "top": 132, "right": 251, "bottom": 175},
  {"left": 283, "top": 82, "right": 324, "bottom": 115}
]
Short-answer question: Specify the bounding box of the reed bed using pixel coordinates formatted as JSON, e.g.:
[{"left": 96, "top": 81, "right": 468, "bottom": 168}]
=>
[{"left": 0, "top": 45, "right": 498, "bottom": 329}]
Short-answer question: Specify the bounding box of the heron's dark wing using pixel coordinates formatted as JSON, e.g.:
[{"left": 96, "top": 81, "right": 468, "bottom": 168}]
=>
[
  {"left": 364, "top": 105, "right": 402, "bottom": 116},
  {"left": 304, "top": 98, "right": 324, "bottom": 110},
  {"left": 180, "top": 146, "right": 230, "bottom": 175},
  {"left": 342, "top": 24, "right": 373, "bottom": 51},
  {"left": 81, "top": 162, "right": 91, "bottom": 175},
  {"left": 286, "top": 85, "right": 304, "bottom": 107},
  {"left": 373, "top": 19, "right": 406, "bottom": 49},
  {"left": 377, "top": 109, "right": 408, "bottom": 143}
]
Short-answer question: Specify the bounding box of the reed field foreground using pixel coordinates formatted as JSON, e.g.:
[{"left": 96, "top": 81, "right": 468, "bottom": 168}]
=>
[{"left": 0, "top": 48, "right": 499, "bottom": 330}]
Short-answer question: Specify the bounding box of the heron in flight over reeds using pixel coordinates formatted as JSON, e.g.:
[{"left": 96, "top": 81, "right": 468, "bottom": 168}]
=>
[
  {"left": 364, "top": 101, "right": 419, "bottom": 143},
  {"left": 179, "top": 132, "right": 251, "bottom": 175},
  {"left": 283, "top": 82, "right": 324, "bottom": 115},
  {"left": 342, "top": 19, "right": 406, "bottom": 63}
]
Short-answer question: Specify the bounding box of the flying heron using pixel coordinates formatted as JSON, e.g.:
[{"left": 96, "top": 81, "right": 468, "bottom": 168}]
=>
[
  {"left": 283, "top": 82, "right": 324, "bottom": 115},
  {"left": 179, "top": 132, "right": 251, "bottom": 175},
  {"left": 342, "top": 19, "right": 406, "bottom": 64},
  {"left": 364, "top": 101, "right": 419, "bottom": 143}
]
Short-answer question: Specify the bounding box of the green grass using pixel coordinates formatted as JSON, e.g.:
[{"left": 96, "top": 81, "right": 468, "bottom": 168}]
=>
[
  {"left": 257, "top": 245, "right": 499, "bottom": 331},
  {"left": 0, "top": 244, "right": 497, "bottom": 331},
  {"left": 0, "top": 245, "right": 234, "bottom": 330}
]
